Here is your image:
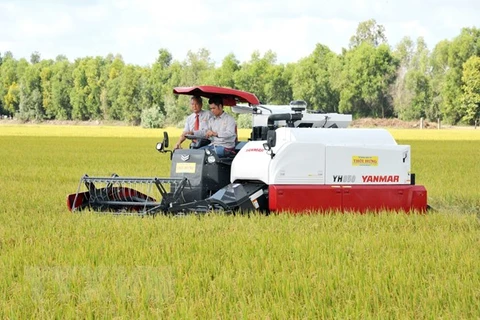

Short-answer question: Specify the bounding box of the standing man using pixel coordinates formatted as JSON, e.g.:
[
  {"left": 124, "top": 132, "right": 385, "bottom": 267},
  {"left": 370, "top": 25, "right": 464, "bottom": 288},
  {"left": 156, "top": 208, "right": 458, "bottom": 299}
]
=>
[
  {"left": 174, "top": 95, "right": 211, "bottom": 149},
  {"left": 200, "top": 95, "right": 237, "bottom": 157}
]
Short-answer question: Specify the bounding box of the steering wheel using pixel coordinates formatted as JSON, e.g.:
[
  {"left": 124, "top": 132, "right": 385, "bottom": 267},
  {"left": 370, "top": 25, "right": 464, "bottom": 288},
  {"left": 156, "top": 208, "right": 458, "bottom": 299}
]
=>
[
  {"left": 185, "top": 135, "right": 211, "bottom": 149},
  {"left": 185, "top": 134, "right": 205, "bottom": 140}
]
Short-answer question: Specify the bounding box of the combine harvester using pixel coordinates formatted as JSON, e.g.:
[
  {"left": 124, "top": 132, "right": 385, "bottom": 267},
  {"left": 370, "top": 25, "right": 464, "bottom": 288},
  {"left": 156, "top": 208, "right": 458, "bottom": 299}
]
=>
[{"left": 67, "top": 86, "right": 428, "bottom": 215}]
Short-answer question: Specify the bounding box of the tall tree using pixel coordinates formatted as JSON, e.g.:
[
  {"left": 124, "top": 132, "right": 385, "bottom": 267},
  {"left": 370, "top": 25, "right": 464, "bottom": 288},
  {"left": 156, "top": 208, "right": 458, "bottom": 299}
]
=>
[
  {"left": 70, "top": 58, "right": 89, "bottom": 120},
  {"left": 117, "top": 65, "right": 142, "bottom": 124},
  {"left": 391, "top": 37, "right": 414, "bottom": 118},
  {"left": 163, "top": 61, "right": 186, "bottom": 126},
  {"left": 136, "top": 66, "right": 154, "bottom": 113},
  {"left": 104, "top": 54, "right": 126, "bottom": 119},
  {"left": 85, "top": 57, "right": 106, "bottom": 119},
  {"left": 349, "top": 19, "right": 388, "bottom": 49},
  {"left": 291, "top": 44, "right": 339, "bottom": 112},
  {"left": 265, "top": 63, "right": 293, "bottom": 105},
  {"left": 180, "top": 48, "right": 215, "bottom": 86},
  {"left": 30, "top": 51, "right": 41, "bottom": 64},
  {"left": 430, "top": 39, "right": 450, "bottom": 120},
  {"left": 460, "top": 56, "right": 480, "bottom": 123},
  {"left": 18, "top": 62, "right": 44, "bottom": 120},
  {"left": 150, "top": 48, "right": 173, "bottom": 115},
  {"left": 209, "top": 53, "right": 240, "bottom": 88},
  {"left": 0, "top": 54, "right": 17, "bottom": 115},
  {"left": 392, "top": 37, "right": 432, "bottom": 120},
  {"left": 338, "top": 43, "right": 398, "bottom": 117},
  {"left": 234, "top": 50, "right": 277, "bottom": 103},
  {"left": 50, "top": 59, "right": 73, "bottom": 119},
  {"left": 441, "top": 27, "right": 480, "bottom": 123},
  {"left": 39, "top": 59, "right": 55, "bottom": 119},
  {"left": 4, "top": 82, "right": 19, "bottom": 115}
]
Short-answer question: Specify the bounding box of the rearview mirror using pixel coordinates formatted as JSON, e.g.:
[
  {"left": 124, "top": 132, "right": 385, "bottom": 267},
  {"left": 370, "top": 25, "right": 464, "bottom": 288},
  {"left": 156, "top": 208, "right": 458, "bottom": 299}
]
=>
[
  {"left": 156, "top": 132, "right": 173, "bottom": 160},
  {"left": 263, "top": 130, "right": 276, "bottom": 159},
  {"left": 163, "top": 131, "right": 169, "bottom": 148},
  {"left": 266, "top": 130, "right": 276, "bottom": 147}
]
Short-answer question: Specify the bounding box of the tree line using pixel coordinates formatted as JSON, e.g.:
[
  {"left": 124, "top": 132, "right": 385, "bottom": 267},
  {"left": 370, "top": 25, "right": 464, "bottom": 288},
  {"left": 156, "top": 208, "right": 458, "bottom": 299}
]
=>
[{"left": 0, "top": 19, "right": 479, "bottom": 126}]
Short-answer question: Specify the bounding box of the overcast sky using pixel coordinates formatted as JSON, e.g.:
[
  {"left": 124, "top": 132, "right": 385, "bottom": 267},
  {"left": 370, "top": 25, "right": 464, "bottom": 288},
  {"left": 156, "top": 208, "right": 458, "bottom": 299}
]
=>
[{"left": 0, "top": 0, "right": 478, "bottom": 66}]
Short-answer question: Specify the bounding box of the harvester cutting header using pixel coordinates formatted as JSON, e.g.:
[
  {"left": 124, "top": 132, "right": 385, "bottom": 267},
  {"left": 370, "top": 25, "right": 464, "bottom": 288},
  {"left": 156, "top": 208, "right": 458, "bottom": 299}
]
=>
[{"left": 67, "top": 86, "right": 428, "bottom": 215}]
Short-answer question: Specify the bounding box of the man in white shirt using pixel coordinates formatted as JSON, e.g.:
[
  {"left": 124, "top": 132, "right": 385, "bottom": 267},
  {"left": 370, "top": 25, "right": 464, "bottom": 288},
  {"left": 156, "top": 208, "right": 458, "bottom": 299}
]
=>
[
  {"left": 199, "top": 95, "right": 237, "bottom": 157},
  {"left": 174, "top": 95, "right": 212, "bottom": 149}
]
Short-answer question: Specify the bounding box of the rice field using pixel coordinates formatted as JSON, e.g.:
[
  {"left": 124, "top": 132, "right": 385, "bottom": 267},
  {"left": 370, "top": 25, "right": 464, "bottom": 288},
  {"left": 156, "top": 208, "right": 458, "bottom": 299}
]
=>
[{"left": 0, "top": 124, "right": 479, "bottom": 319}]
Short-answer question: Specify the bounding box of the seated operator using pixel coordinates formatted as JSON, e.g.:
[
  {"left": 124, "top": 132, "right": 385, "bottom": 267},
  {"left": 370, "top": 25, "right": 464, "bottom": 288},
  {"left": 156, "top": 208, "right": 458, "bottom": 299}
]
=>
[
  {"left": 198, "top": 95, "right": 237, "bottom": 157},
  {"left": 174, "top": 95, "right": 212, "bottom": 149}
]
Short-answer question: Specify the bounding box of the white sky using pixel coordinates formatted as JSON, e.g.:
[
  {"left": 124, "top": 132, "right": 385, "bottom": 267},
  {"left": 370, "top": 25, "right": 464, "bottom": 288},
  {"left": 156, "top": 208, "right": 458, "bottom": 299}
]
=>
[{"left": 0, "top": 0, "right": 478, "bottom": 66}]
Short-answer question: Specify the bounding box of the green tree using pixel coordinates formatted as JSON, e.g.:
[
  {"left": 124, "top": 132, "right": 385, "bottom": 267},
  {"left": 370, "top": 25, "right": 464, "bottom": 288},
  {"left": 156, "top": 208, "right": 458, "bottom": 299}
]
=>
[
  {"left": 136, "top": 67, "right": 154, "bottom": 112},
  {"left": 85, "top": 57, "right": 106, "bottom": 119},
  {"left": 18, "top": 62, "right": 44, "bottom": 120},
  {"left": 264, "top": 63, "right": 293, "bottom": 105},
  {"left": 392, "top": 37, "right": 432, "bottom": 120},
  {"left": 349, "top": 19, "right": 388, "bottom": 49},
  {"left": 150, "top": 48, "right": 173, "bottom": 115},
  {"left": 180, "top": 48, "right": 215, "bottom": 86},
  {"left": 70, "top": 58, "right": 89, "bottom": 120},
  {"left": 210, "top": 53, "right": 240, "bottom": 88},
  {"left": 164, "top": 61, "right": 186, "bottom": 126},
  {"left": 0, "top": 54, "right": 27, "bottom": 116},
  {"left": 291, "top": 44, "right": 339, "bottom": 111},
  {"left": 0, "top": 54, "right": 16, "bottom": 115},
  {"left": 440, "top": 27, "right": 480, "bottom": 123},
  {"left": 39, "top": 59, "right": 55, "bottom": 119},
  {"left": 117, "top": 65, "right": 142, "bottom": 124},
  {"left": 430, "top": 39, "right": 450, "bottom": 120},
  {"left": 338, "top": 43, "right": 398, "bottom": 118},
  {"left": 50, "top": 59, "right": 73, "bottom": 119},
  {"left": 391, "top": 37, "right": 414, "bottom": 118},
  {"left": 70, "top": 56, "right": 107, "bottom": 120},
  {"left": 460, "top": 56, "right": 480, "bottom": 123},
  {"left": 104, "top": 54, "right": 125, "bottom": 119},
  {"left": 234, "top": 50, "right": 277, "bottom": 103},
  {"left": 55, "top": 54, "right": 69, "bottom": 62},
  {"left": 30, "top": 51, "right": 41, "bottom": 64},
  {"left": 4, "top": 82, "right": 20, "bottom": 114}
]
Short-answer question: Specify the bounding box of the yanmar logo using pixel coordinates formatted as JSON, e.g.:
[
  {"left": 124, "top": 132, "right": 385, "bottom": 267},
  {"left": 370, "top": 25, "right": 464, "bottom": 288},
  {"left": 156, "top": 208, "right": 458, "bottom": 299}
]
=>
[
  {"left": 245, "top": 148, "right": 264, "bottom": 152},
  {"left": 362, "top": 175, "right": 399, "bottom": 183}
]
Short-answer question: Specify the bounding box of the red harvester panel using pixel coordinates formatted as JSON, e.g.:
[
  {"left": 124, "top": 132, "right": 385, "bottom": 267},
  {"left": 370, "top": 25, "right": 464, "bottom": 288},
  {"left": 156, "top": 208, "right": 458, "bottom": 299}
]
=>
[
  {"left": 268, "top": 185, "right": 343, "bottom": 213},
  {"left": 269, "top": 185, "right": 427, "bottom": 214}
]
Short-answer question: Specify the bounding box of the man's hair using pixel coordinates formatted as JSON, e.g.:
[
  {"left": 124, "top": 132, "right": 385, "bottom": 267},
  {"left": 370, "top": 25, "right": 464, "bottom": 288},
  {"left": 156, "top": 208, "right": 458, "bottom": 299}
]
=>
[
  {"left": 191, "top": 95, "right": 203, "bottom": 105},
  {"left": 208, "top": 95, "right": 224, "bottom": 107}
]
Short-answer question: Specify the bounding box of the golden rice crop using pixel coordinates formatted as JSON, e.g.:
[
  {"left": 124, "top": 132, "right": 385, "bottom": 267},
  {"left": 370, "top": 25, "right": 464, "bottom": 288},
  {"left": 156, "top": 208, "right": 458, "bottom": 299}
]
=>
[{"left": 0, "top": 125, "right": 479, "bottom": 319}]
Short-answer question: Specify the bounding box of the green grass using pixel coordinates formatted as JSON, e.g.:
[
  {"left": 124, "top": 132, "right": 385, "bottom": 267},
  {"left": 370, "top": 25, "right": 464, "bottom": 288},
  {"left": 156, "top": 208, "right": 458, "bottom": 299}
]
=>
[{"left": 0, "top": 125, "right": 479, "bottom": 318}]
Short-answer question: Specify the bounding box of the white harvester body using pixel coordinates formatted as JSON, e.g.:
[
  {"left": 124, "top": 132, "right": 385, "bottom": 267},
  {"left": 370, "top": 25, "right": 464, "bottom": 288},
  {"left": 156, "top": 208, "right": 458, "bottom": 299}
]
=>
[{"left": 232, "top": 127, "right": 412, "bottom": 186}]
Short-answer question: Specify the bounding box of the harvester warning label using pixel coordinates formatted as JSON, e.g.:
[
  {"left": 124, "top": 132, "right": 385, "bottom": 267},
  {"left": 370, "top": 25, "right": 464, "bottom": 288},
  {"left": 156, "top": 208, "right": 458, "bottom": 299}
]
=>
[
  {"left": 176, "top": 162, "right": 196, "bottom": 173},
  {"left": 352, "top": 156, "right": 378, "bottom": 166}
]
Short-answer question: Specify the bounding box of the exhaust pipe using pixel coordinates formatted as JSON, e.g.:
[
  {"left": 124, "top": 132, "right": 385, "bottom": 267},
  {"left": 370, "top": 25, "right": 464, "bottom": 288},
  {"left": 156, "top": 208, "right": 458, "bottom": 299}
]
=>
[{"left": 267, "top": 113, "right": 303, "bottom": 129}]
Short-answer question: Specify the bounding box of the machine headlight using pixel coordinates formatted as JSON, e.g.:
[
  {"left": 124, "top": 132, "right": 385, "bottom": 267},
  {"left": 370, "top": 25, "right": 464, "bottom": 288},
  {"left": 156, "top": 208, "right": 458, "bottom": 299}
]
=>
[{"left": 207, "top": 155, "right": 216, "bottom": 163}]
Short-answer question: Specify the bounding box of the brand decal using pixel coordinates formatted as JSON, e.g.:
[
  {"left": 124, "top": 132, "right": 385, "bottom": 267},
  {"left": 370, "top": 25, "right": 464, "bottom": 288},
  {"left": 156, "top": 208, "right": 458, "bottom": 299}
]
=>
[
  {"left": 180, "top": 154, "right": 190, "bottom": 161},
  {"left": 352, "top": 156, "right": 378, "bottom": 166},
  {"left": 333, "top": 175, "right": 356, "bottom": 183},
  {"left": 362, "top": 175, "right": 399, "bottom": 183},
  {"left": 245, "top": 148, "right": 264, "bottom": 152}
]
